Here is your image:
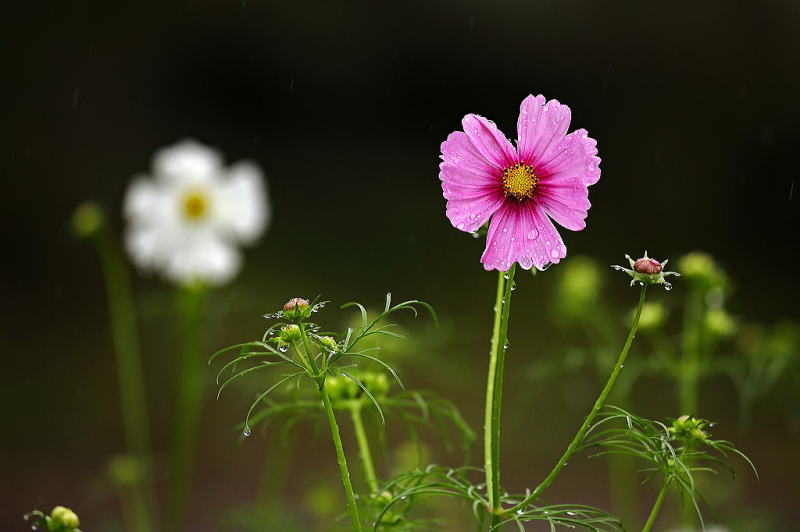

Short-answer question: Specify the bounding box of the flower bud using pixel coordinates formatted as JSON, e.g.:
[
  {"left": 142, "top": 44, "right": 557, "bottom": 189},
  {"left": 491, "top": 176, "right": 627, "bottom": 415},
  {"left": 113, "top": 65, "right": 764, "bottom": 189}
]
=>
[
  {"left": 362, "top": 371, "right": 390, "bottom": 398},
  {"left": 318, "top": 336, "right": 338, "bottom": 351},
  {"left": 372, "top": 490, "right": 393, "bottom": 507},
  {"left": 282, "top": 298, "right": 312, "bottom": 320},
  {"left": 634, "top": 257, "right": 662, "bottom": 274},
  {"left": 668, "top": 415, "right": 709, "bottom": 444},
  {"left": 50, "top": 506, "right": 80, "bottom": 529},
  {"left": 612, "top": 251, "right": 680, "bottom": 290},
  {"left": 71, "top": 201, "right": 104, "bottom": 239},
  {"left": 278, "top": 324, "right": 302, "bottom": 343}
]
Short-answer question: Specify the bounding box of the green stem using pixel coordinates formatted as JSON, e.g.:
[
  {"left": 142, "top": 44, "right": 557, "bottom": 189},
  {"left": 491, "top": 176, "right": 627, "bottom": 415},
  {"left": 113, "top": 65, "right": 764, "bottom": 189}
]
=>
[
  {"left": 679, "top": 288, "right": 704, "bottom": 414},
  {"left": 484, "top": 265, "right": 516, "bottom": 519},
  {"left": 94, "top": 228, "right": 153, "bottom": 532},
  {"left": 166, "top": 285, "right": 207, "bottom": 532},
  {"left": 321, "top": 386, "right": 363, "bottom": 531},
  {"left": 641, "top": 478, "right": 671, "bottom": 532},
  {"left": 509, "top": 285, "right": 648, "bottom": 514},
  {"left": 351, "top": 403, "right": 379, "bottom": 494}
]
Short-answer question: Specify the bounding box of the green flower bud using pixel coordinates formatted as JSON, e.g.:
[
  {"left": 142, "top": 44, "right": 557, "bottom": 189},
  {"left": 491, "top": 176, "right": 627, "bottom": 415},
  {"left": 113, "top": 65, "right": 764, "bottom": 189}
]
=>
[
  {"left": 668, "top": 415, "right": 709, "bottom": 444},
  {"left": 50, "top": 506, "right": 80, "bottom": 529},
  {"left": 278, "top": 324, "right": 302, "bottom": 343},
  {"left": 362, "top": 371, "right": 390, "bottom": 398},
  {"left": 372, "top": 490, "right": 393, "bottom": 507},
  {"left": 318, "top": 335, "right": 339, "bottom": 351},
  {"left": 71, "top": 202, "right": 104, "bottom": 239}
]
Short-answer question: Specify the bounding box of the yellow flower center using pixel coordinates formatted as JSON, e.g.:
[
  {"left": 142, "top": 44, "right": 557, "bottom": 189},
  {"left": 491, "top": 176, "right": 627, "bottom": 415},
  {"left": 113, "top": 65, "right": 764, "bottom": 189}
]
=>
[
  {"left": 502, "top": 163, "right": 538, "bottom": 200},
  {"left": 182, "top": 190, "right": 210, "bottom": 220}
]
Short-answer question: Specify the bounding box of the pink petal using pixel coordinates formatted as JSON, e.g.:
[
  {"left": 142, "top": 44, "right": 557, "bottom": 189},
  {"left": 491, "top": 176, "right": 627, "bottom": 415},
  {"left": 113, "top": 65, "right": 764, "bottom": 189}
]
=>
[
  {"left": 480, "top": 200, "right": 568, "bottom": 271},
  {"left": 536, "top": 178, "right": 591, "bottom": 231},
  {"left": 537, "top": 129, "right": 601, "bottom": 186},
  {"left": 527, "top": 203, "right": 568, "bottom": 269},
  {"left": 440, "top": 131, "right": 499, "bottom": 175},
  {"left": 516, "top": 95, "right": 572, "bottom": 167},
  {"left": 441, "top": 162, "right": 506, "bottom": 233},
  {"left": 462, "top": 114, "right": 518, "bottom": 169}
]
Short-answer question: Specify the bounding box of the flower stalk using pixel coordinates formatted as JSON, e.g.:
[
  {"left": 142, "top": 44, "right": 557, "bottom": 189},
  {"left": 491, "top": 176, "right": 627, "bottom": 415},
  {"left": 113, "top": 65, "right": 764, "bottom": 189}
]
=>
[
  {"left": 351, "top": 403, "right": 379, "bottom": 494},
  {"left": 321, "top": 384, "right": 363, "bottom": 531},
  {"left": 508, "top": 284, "right": 648, "bottom": 514},
  {"left": 166, "top": 284, "right": 208, "bottom": 532},
  {"left": 641, "top": 478, "right": 671, "bottom": 532},
  {"left": 484, "top": 264, "right": 516, "bottom": 518},
  {"left": 87, "top": 217, "right": 154, "bottom": 532}
]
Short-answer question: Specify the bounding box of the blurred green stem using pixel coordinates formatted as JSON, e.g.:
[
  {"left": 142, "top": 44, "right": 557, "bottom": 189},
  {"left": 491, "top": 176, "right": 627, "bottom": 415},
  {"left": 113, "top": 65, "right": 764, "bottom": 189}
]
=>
[
  {"left": 321, "top": 386, "right": 363, "bottom": 531},
  {"left": 484, "top": 265, "right": 515, "bottom": 521},
  {"left": 93, "top": 227, "right": 154, "bottom": 532},
  {"left": 641, "top": 478, "right": 670, "bottom": 532},
  {"left": 509, "top": 285, "right": 648, "bottom": 514},
  {"left": 351, "top": 403, "right": 379, "bottom": 494},
  {"left": 166, "top": 285, "right": 207, "bottom": 532},
  {"left": 679, "top": 287, "right": 704, "bottom": 414}
]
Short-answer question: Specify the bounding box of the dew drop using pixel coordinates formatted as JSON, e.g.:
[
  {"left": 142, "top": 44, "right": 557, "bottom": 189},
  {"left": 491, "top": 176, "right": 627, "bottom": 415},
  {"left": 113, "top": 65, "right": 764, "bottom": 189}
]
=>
[
  {"left": 511, "top": 281, "right": 516, "bottom": 291},
  {"left": 527, "top": 229, "right": 539, "bottom": 239},
  {"left": 664, "top": 283, "right": 673, "bottom": 291},
  {"left": 279, "top": 345, "right": 288, "bottom": 353},
  {"left": 541, "top": 262, "right": 553, "bottom": 271},
  {"left": 243, "top": 426, "right": 252, "bottom": 437}
]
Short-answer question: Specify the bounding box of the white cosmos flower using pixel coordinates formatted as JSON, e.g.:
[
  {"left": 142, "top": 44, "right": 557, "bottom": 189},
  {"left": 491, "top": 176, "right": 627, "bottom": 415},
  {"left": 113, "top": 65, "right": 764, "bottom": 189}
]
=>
[{"left": 124, "top": 139, "right": 269, "bottom": 286}]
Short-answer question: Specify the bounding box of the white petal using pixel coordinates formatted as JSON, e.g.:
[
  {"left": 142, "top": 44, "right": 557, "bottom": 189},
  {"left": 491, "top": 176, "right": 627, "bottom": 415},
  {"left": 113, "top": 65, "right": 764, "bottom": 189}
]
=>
[
  {"left": 213, "top": 161, "right": 269, "bottom": 243},
  {"left": 153, "top": 139, "right": 223, "bottom": 186},
  {"left": 162, "top": 232, "right": 242, "bottom": 286}
]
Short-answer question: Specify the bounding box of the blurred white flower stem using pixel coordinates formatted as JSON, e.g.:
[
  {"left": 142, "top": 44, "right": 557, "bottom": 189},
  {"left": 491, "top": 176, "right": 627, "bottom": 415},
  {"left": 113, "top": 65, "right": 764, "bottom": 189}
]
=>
[
  {"left": 508, "top": 284, "right": 648, "bottom": 515},
  {"left": 90, "top": 220, "right": 154, "bottom": 532},
  {"left": 484, "top": 264, "right": 516, "bottom": 524},
  {"left": 166, "top": 284, "right": 208, "bottom": 532}
]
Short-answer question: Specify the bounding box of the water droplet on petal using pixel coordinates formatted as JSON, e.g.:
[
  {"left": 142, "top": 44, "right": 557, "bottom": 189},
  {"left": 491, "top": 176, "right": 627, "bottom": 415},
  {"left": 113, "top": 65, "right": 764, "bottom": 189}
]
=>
[{"left": 527, "top": 229, "right": 539, "bottom": 239}]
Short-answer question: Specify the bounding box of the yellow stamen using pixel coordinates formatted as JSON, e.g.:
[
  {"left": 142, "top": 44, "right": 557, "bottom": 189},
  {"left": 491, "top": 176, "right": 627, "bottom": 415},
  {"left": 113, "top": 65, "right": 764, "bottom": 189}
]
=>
[
  {"left": 502, "top": 163, "right": 538, "bottom": 200},
  {"left": 182, "top": 190, "right": 209, "bottom": 220}
]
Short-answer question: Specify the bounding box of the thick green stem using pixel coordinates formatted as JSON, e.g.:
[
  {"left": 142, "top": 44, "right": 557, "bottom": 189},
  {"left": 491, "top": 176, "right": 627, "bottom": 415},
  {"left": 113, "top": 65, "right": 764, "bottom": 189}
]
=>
[
  {"left": 351, "top": 404, "right": 379, "bottom": 494},
  {"left": 641, "top": 478, "right": 671, "bottom": 532},
  {"left": 94, "top": 228, "right": 153, "bottom": 532},
  {"left": 509, "top": 285, "right": 648, "bottom": 514},
  {"left": 484, "top": 265, "right": 516, "bottom": 519},
  {"left": 321, "top": 386, "right": 363, "bottom": 531},
  {"left": 165, "top": 286, "right": 207, "bottom": 532}
]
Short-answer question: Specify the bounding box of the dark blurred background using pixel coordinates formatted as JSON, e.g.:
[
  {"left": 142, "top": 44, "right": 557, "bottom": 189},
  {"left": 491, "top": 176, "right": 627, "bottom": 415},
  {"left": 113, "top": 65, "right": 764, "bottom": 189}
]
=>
[{"left": 2, "top": 1, "right": 799, "bottom": 530}]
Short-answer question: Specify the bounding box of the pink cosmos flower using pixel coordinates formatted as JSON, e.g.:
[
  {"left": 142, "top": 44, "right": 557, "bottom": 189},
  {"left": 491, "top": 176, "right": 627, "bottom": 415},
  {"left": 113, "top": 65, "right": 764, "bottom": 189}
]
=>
[{"left": 439, "top": 94, "right": 601, "bottom": 271}]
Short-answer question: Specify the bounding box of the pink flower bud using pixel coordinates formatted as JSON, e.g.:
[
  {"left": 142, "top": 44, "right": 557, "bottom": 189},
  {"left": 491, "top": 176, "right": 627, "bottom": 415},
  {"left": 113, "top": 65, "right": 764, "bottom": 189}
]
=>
[
  {"left": 283, "top": 298, "right": 310, "bottom": 311},
  {"left": 634, "top": 257, "right": 662, "bottom": 275}
]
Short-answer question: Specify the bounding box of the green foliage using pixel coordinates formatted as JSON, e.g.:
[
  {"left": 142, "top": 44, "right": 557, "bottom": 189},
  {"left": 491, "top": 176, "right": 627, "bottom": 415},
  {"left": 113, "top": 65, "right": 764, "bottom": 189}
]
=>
[
  {"left": 371, "top": 465, "right": 620, "bottom": 531},
  {"left": 580, "top": 406, "right": 757, "bottom": 528}
]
